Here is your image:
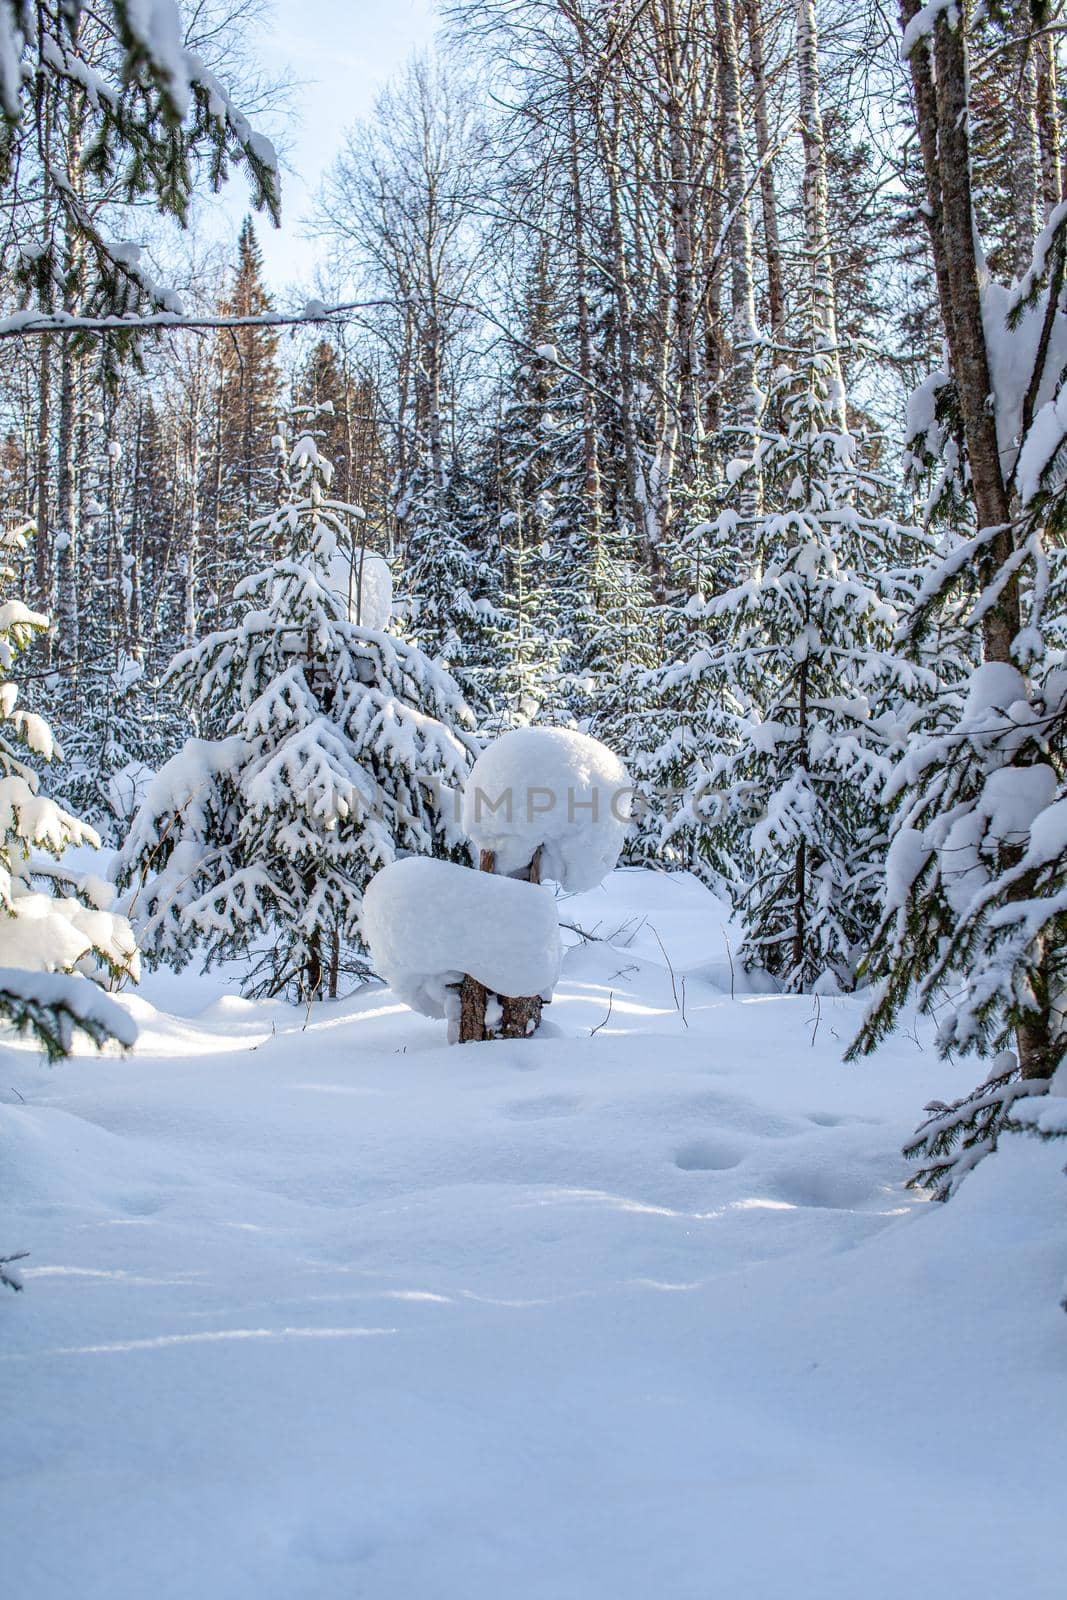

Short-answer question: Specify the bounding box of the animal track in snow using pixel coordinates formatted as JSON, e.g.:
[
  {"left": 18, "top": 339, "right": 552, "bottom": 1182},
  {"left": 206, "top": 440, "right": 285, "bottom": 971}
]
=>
[
  {"left": 772, "top": 1166, "right": 879, "bottom": 1211},
  {"left": 805, "top": 1111, "right": 882, "bottom": 1130},
  {"left": 502, "top": 1094, "right": 584, "bottom": 1121},
  {"left": 673, "top": 1138, "right": 745, "bottom": 1172}
]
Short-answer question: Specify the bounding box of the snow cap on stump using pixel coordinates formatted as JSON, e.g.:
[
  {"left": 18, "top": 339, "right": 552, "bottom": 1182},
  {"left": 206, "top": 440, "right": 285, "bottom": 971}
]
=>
[
  {"left": 362, "top": 857, "right": 561, "bottom": 1032},
  {"left": 326, "top": 548, "right": 392, "bottom": 630},
  {"left": 462, "top": 727, "right": 632, "bottom": 892}
]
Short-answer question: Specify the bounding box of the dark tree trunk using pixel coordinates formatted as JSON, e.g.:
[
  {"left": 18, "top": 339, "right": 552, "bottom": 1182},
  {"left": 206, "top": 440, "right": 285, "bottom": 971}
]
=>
[
  {"left": 915, "top": 4, "right": 1018, "bottom": 661},
  {"left": 458, "top": 849, "right": 496, "bottom": 1041},
  {"left": 329, "top": 925, "right": 340, "bottom": 1001},
  {"left": 901, "top": 0, "right": 1048, "bottom": 1077}
]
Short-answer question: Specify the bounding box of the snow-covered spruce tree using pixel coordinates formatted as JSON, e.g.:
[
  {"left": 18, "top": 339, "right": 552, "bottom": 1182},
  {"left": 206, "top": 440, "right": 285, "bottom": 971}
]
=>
[
  {"left": 38, "top": 648, "right": 189, "bottom": 844},
  {"left": 621, "top": 502, "right": 751, "bottom": 884},
  {"left": 578, "top": 525, "right": 659, "bottom": 746},
  {"left": 643, "top": 0, "right": 928, "bottom": 982},
  {"left": 493, "top": 496, "right": 570, "bottom": 729},
  {"left": 657, "top": 353, "right": 926, "bottom": 987},
  {"left": 396, "top": 459, "right": 507, "bottom": 728},
  {"left": 489, "top": 325, "right": 591, "bottom": 725},
  {"left": 0, "top": 524, "right": 138, "bottom": 1059},
  {"left": 25, "top": 395, "right": 191, "bottom": 840},
  {"left": 848, "top": 3, "right": 1067, "bottom": 1200},
  {"left": 116, "top": 432, "right": 477, "bottom": 1001}
]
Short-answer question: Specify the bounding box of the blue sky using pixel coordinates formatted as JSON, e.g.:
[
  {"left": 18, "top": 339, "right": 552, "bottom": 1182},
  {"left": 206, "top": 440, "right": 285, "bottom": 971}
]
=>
[{"left": 210, "top": 0, "right": 438, "bottom": 294}]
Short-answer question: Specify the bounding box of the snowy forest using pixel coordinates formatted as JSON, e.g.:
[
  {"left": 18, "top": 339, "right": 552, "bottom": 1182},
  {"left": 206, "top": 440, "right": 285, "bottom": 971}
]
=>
[{"left": 3, "top": 3, "right": 1066, "bottom": 1596}]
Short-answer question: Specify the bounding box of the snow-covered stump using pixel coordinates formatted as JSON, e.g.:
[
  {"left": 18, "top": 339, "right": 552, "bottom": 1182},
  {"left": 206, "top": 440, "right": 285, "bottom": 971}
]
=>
[
  {"left": 458, "top": 846, "right": 546, "bottom": 1042},
  {"left": 457, "top": 728, "right": 632, "bottom": 1042},
  {"left": 362, "top": 858, "right": 560, "bottom": 1045}
]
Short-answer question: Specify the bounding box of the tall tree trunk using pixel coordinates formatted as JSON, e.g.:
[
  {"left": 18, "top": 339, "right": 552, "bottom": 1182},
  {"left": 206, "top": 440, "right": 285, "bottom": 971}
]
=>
[
  {"left": 184, "top": 389, "right": 202, "bottom": 647},
  {"left": 701, "top": 107, "right": 725, "bottom": 477},
  {"left": 34, "top": 337, "right": 52, "bottom": 629},
  {"left": 744, "top": 0, "right": 786, "bottom": 339},
  {"left": 1010, "top": 0, "right": 1042, "bottom": 278},
  {"left": 796, "top": 0, "right": 846, "bottom": 431},
  {"left": 566, "top": 78, "right": 604, "bottom": 543},
  {"left": 902, "top": 1, "right": 1047, "bottom": 1075},
  {"left": 658, "top": 0, "right": 701, "bottom": 484},
  {"left": 600, "top": 87, "right": 661, "bottom": 590},
  {"left": 55, "top": 336, "right": 80, "bottom": 677},
  {"left": 1034, "top": 18, "right": 1063, "bottom": 215},
  {"left": 911, "top": 4, "right": 1018, "bottom": 660},
  {"left": 714, "top": 0, "right": 764, "bottom": 515}
]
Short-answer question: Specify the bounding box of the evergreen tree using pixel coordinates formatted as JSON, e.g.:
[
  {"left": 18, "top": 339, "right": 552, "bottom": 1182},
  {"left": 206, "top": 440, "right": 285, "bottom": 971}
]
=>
[
  {"left": 117, "top": 431, "right": 477, "bottom": 1000},
  {"left": 647, "top": 356, "right": 925, "bottom": 973},
  {"left": 397, "top": 457, "right": 508, "bottom": 728},
  {"left": 201, "top": 217, "right": 282, "bottom": 626},
  {"left": 492, "top": 494, "right": 569, "bottom": 729},
  {"left": 0, "top": 521, "right": 137, "bottom": 1057},
  {"left": 578, "top": 526, "right": 659, "bottom": 740},
  {"left": 0, "top": 2, "right": 279, "bottom": 375},
  {"left": 640, "top": 0, "right": 928, "bottom": 981},
  {"left": 24, "top": 386, "right": 190, "bottom": 840},
  {"left": 295, "top": 339, "right": 392, "bottom": 533},
  {"left": 849, "top": 2, "right": 1067, "bottom": 1205}
]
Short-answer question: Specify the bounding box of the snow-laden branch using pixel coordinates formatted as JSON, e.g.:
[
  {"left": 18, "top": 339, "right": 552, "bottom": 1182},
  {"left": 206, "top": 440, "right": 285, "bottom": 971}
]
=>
[{"left": 0, "top": 300, "right": 400, "bottom": 338}]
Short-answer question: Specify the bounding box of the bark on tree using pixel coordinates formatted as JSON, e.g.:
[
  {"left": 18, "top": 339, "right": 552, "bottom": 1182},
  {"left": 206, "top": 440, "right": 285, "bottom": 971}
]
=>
[
  {"left": 927, "top": 7, "right": 1018, "bottom": 662},
  {"left": 744, "top": 0, "right": 786, "bottom": 339},
  {"left": 1010, "top": 0, "right": 1042, "bottom": 278},
  {"left": 458, "top": 848, "right": 496, "bottom": 1042},
  {"left": 566, "top": 73, "right": 604, "bottom": 542},
  {"left": 714, "top": 0, "right": 764, "bottom": 517},
  {"left": 1034, "top": 19, "right": 1063, "bottom": 215},
  {"left": 796, "top": 0, "right": 846, "bottom": 431}
]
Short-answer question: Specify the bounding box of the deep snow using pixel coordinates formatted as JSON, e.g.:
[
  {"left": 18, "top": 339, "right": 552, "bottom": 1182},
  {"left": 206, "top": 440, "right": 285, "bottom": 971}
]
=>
[{"left": 2, "top": 869, "right": 1065, "bottom": 1600}]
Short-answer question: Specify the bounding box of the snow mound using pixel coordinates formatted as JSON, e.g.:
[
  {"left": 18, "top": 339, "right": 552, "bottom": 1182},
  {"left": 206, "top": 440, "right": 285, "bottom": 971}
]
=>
[
  {"left": 325, "top": 548, "right": 392, "bottom": 630},
  {"left": 463, "top": 727, "right": 632, "bottom": 891},
  {"left": 362, "top": 857, "right": 561, "bottom": 1031}
]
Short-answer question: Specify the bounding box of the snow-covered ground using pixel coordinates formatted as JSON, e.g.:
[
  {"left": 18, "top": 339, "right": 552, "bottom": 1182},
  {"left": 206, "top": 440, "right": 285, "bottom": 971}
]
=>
[{"left": 3, "top": 869, "right": 1065, "bottom": 1600}]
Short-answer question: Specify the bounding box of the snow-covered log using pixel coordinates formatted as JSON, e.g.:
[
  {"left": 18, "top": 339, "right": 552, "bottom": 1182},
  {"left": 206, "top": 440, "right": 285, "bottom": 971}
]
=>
[
  {"left": 462, "top": 727, "right": 632, "bottom": 892},
  {"left": 361, "top": 857, "right": 560, "bottom": 1043}
]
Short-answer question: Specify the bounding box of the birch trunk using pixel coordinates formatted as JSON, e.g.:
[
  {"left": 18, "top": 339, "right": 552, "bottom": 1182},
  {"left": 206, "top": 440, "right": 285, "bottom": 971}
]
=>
[
  {"left": 1034, "top": 19, "right": 1063, "bottom": 216},
  {"left": 744, "top": 0, "right": 786, "bottom": 339},
  {"left": 713, "top": 0, "right": 763, "bottom": 516},
  {"left": 796, "top": 0, "right": 846, "bottom": 431}
]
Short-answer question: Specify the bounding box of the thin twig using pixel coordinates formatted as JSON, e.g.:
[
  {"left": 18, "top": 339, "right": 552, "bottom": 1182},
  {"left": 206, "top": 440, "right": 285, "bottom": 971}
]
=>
[
  {"left": 808, "top": 992, "right": 822, "bottom": 1048},
  {"left": 648, "top": 922, "right": 679, "bottom": 1010},
  {"left": 722, "top": 929, "right": 736, "bottom": 1002},
  {"left": 590, "top": 991, "right": 614, "bottom": 1037}
]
